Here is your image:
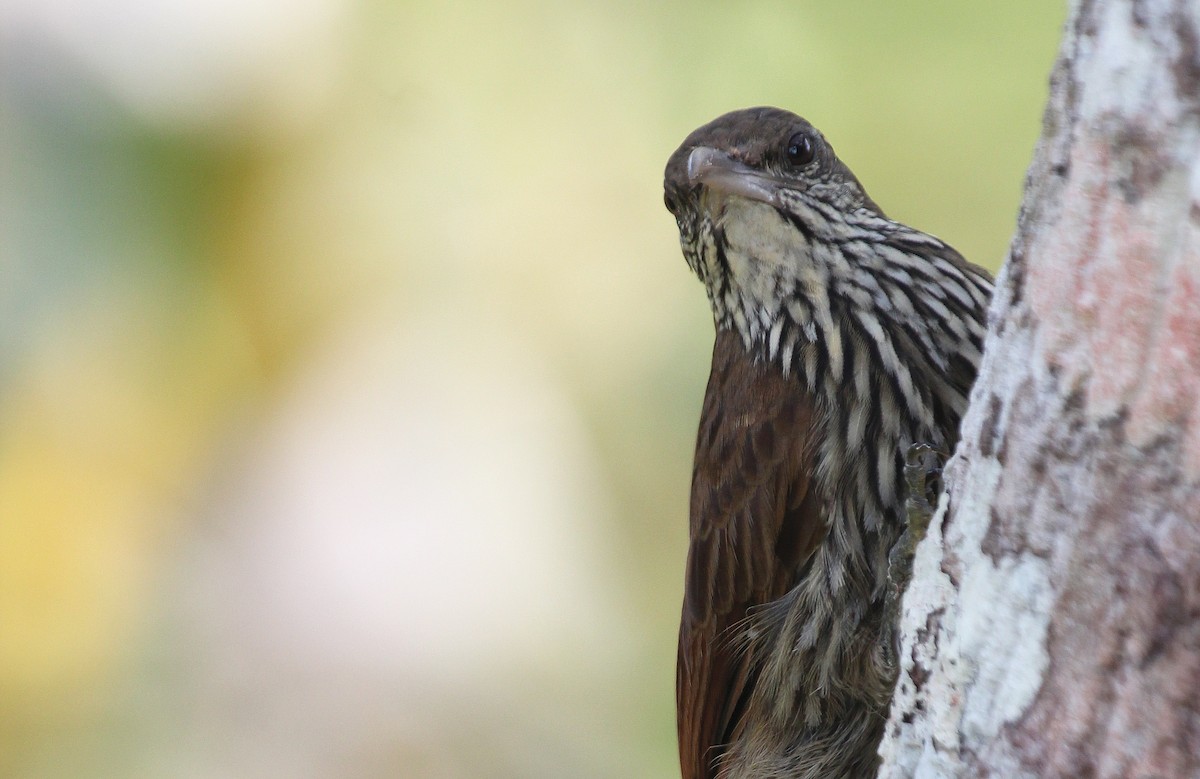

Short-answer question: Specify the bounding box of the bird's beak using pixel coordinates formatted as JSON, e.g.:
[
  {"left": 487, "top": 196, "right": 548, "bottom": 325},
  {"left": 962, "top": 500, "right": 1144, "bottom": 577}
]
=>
[{"left": 687, "top": 147, "right": 782, "bottom": 207}]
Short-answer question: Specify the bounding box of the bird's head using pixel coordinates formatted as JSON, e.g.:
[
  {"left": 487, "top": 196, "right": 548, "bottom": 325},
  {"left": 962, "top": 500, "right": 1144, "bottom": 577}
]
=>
[{"left": 663, "top": 107, "right": 880, "bottom": 333}]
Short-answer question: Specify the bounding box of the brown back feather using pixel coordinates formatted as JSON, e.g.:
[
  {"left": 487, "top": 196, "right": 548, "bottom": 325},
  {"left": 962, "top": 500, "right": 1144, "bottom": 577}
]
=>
[{"left": 677, "top": 329, "right": 827, "bottom": 779}]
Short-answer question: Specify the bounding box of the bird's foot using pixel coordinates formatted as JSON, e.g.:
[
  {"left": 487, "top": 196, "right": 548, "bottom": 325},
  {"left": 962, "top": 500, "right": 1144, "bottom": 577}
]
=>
[
  {"left": 903, "top": 442, "right": 946, "bottom": 543},
  {"left": 881, "top": 443, "right": 947, "bottom": 668}
]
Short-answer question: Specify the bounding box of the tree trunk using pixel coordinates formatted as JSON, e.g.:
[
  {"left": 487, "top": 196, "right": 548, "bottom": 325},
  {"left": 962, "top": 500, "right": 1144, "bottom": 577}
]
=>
[{"left": 878, "top": 1, "right": 1200, "bottom": 776}]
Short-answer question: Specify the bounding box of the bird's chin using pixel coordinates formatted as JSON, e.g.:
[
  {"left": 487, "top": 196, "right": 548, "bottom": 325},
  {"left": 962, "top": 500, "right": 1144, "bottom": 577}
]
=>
[{"left": 687, "top": 146, "right": 783, "bottom": 207}]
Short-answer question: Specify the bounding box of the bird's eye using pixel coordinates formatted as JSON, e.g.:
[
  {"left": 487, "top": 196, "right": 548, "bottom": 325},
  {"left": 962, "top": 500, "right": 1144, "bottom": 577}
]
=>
[
  {"left": 785, "top": 132, "right": 815, "bottom": 166},
  {"left": 664, "top": 191, "right": 677, "bottom": 214}
]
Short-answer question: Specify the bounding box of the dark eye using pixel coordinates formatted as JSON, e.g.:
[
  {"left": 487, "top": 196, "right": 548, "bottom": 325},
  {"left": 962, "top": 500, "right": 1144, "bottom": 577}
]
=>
[
  {"left": 785, "top": 132, "right": 815, "bottom": 166},
  {"left": 664, "top": 191, "right": 677, "bottom": 214}
]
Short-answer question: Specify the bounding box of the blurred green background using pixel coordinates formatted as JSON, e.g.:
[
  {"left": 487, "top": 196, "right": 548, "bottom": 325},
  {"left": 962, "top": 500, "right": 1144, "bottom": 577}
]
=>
[{"left": 1, "top": 1, "right": 1063, "bottom": 777}]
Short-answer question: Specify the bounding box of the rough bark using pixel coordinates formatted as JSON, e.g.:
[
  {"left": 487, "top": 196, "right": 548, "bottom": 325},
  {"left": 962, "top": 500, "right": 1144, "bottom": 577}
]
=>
[{"left": 878, "top": 1, "right": 1200, "bottom": 777}]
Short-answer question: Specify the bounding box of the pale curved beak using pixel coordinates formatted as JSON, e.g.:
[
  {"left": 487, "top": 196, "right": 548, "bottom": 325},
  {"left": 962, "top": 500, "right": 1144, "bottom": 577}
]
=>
[{"left": 687, "top": 147, "right": 782, "bottom": 206}]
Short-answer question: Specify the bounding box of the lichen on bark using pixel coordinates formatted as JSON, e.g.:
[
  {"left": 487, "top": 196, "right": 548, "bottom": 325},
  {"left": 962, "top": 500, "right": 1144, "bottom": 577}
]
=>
[{"left": 878, "top": 1, "right": 1200, "bottom": 776}]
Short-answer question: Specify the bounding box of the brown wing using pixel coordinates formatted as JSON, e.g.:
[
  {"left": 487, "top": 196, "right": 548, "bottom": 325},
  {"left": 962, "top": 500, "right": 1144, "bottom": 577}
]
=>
[{"left": 678, "top": 330, "right": 827, "bottom": 779}]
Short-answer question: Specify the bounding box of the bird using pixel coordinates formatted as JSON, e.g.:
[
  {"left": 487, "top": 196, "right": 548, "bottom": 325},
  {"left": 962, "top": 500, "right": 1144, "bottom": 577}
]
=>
[{"left": 663, "top": 107, "right": 992, "bottom": 779}]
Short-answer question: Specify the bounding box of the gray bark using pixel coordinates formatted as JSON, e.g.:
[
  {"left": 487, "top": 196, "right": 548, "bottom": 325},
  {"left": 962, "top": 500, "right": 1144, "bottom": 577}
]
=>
[{"left": 878, "top": 1, "right": 1200, "bottom": 776}]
